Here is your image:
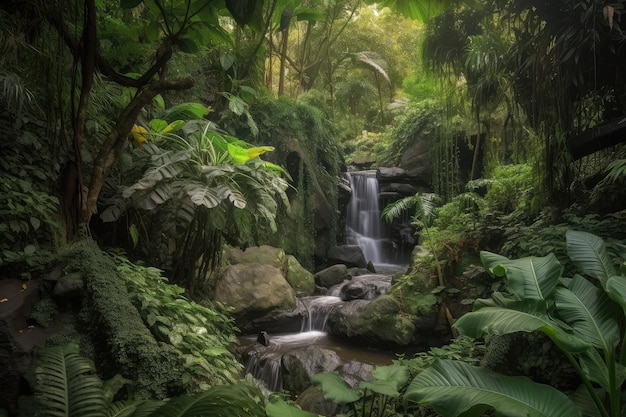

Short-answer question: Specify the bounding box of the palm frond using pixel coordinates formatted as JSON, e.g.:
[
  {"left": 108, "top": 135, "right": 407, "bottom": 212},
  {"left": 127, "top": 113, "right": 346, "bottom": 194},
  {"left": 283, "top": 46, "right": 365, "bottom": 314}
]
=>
[{"left": 381, "top": 195, "right": 417, "bottom": 223}]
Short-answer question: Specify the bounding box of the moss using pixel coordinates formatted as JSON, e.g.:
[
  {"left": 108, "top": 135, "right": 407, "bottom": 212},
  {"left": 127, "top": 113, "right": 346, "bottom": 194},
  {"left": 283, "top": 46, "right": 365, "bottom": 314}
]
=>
[
  {"left": 61, "top": 239, "right": 185, "bottom": 399},
  {"left": 29, "top": 298, "right": 58, "bottom": 328}
]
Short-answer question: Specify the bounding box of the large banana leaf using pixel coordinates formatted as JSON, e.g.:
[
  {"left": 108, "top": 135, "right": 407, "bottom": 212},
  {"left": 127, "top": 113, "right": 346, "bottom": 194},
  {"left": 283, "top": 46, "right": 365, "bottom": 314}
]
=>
[
  {"left": 579, "top": 348, "right": 626, "bottom": 392},
  {"left": 404, "top": 359, "right": 582, "bottom": 417},
  {"left": 480, "top": 252, "right": 562, "bottom": 301},
  {"left": 33, "top": 344, "right": 108, "bottom": 417},
  {"left": 566, "top": 230, "right": 616, "bottom": 287},
  {"left": 554, "top": 275, "right": 620, "bottom": 352},
  {"left": 454, "top": 300, "right": 591, "bottom": 353},
  {"left": 605, "top": 275, "right": 626, "bottom": 310}
]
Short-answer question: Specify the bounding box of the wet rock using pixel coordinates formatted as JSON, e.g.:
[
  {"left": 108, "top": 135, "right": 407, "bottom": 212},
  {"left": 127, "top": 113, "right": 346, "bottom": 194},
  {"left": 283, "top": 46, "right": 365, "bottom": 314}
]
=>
[
  {"left": 282, "top": 346, "right": 342, "bottom": 393},
  {"left": 338, "top": 274, "right": 391, "bottom": 301},
  {"left": 257, "top": 331, "right": 270, "bottom": 347},
  {"left": 326, "top": 245, "right": 367, "bottom": 269},
  {"left": 314, "top": 264, "right": 350, "bottom": 288},
  {"left": 239, "top": 299, "right": 308, "bottom": 334},
  {"left": 379, "top": 182, "right": 419, "bottom": 196},
  {"left": 339, "top": 360, "right": 375, "bottom": 388},
  {"left": 327, "top": 296, "right": 416, "bottom": 346},
  {"left": 296, "top": 385, "right": 339, "bottom": 416}
]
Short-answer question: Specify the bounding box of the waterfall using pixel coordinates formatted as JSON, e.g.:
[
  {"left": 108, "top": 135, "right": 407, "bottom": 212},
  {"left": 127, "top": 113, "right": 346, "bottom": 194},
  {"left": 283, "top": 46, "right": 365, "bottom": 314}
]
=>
[
  {"left": 300, "top": 296, "right": 342, "bottom": 332},
  {"left": 345, "top": 171, "right": 386, "bottom": 264}
]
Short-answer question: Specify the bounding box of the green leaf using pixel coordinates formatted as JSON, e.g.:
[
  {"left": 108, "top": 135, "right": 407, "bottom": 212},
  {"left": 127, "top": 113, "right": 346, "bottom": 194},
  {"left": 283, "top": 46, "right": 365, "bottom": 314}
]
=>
[
  {"left": 225, "top": 0, "right": 258, "bottom": 27},
  {"left": 566, "top": 230, "right": 617, "bottom": 287},
  {"left": 33, "top": 344, "right": 108, "bottom": 417},
  {"left": 606, "top": 275, "right": 626, "bottom": 310},
  {"left": 311, "top": 371, "right": 361, "bottom": 404},
  {"left": 480, "top": 251, "right": 509, "bottom": 276},
  {"left": 359, "top": 379, "right": 400, "bottom": 397},
  {"left": 404, "top": 359, "right": 582, "bottom": 417},
  {"left": 554, "top": 275, "right": 620, "bottom": 352},
  {"left": 145, "top": 21, "right": 161, "bottom": 42},
  {"left": 293, "top": 7, "right": 326, "bottom": 22},
  {"left": 149, "top": 383, "right": 266, "bottom": 417},
  {"left": 158, "top": 103, "right": 210, "bottom": 122},
  {"left": 176, "top": 37, "right": 199, "bottom": 54},
  {"left": 129, "top": 224, "right": 139, "bottom": 249},
  {"left": 220, "top": 52, "right": 236, "bottom": 71},
  {"left": 579, "top": 348, "right": 626, "bottom": 392},
  {"left": 485, "top": 253, "right": 562, "bottom": 301},
  {"left": 107, "top": 400, "right": 162, "bottom": 417},
  {"left": 120, "top": 0, "right": 143, "bottom": 9},
  {"left": 371, "top": 363, "right": 409, "bottom": 387},
  {"left": 454, "top": 300, "right": 591, "bottom": 353},
  {"left": 265, "top": 397, "right": 321, "bottom": 417}
]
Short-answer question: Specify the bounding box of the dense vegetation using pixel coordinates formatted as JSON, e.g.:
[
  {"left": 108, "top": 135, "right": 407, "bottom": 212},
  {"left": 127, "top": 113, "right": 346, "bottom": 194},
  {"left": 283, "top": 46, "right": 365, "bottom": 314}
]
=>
[{"left": 1, "top": 0, "right": 626, "bottom": 416}]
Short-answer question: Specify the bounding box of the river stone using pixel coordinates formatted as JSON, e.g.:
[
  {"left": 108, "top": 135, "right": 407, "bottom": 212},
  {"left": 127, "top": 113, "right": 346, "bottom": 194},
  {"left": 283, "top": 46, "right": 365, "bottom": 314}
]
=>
[
  {"left": 53, "top": 272, "right": 84, "bottom": 297},
  {"left": 339, "top": 274, "right": 391, "bottom": 301},
  {"left": 326, "top": 245, "right": 367, "bottom": 268},
  {"left": 226, "top": 245, "right": 285, "bottom": 268},
  {"left": 282, "top": 345, "right": 342, "bottom": 393},
  {"left": 314, "top": 264, "right": 350, "bottom": 288},
  {"left": 282, "top": 255, "right": 315, "bottom": 296},
  {"left": 339, "top": 360, "right": 375, "bottom": 388},
  {"left": 295, "top": 386, "right": 339, "bottom": 417},
  {"left": 214, "top": 263, "right": 296, "bottom": 320},
  {"left": 327, "top": 296, "right": 415, "bottom": 346},
  {"left": 238, "top": 298, "right": 308, "bottom": 334}
]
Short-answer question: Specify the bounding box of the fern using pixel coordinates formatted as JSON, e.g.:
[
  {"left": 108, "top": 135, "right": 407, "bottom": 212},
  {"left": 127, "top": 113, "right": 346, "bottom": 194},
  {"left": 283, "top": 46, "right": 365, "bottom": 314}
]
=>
[{"left": 33, "top": 344, "right": 108, "bottom": 417}]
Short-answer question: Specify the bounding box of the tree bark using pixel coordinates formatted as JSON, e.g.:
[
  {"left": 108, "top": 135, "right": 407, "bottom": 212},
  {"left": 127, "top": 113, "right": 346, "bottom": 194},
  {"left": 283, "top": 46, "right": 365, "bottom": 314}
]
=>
[{"left": 81, "top": 78, "right": 193, "bottom": 225}]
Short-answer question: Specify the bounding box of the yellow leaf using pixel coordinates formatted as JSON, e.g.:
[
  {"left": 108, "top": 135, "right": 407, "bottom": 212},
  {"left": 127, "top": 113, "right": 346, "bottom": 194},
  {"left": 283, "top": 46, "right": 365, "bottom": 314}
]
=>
[
  {"left": 0, "top": 298, "right": 7, "bottom": 303},
  {"left": 130, "top": 124, "right": 148, "bottom": 146},
  {"left": 21, "top": 283, "right": 27, "bottom": 290},
  {"left": 247, "top": 146, "right": 275, "bottom": 159}
]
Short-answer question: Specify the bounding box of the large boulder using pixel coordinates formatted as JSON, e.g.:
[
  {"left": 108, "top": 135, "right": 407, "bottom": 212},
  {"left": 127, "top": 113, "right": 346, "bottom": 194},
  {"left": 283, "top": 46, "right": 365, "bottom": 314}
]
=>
[
  {"left": 226, "top": 245, "right": 285, "bottom": 268},
  {"left": 338, "top": 274, "right": 391, "bottom": 301},
  {"left": 327, "top": 296, "right": 415, "bottom": 346},
  {"left": 214, "top": 263, "right": 296, "bottom": 322},
  {"left": 326, "top": 245, "right": 367, "bottom": 268},
  {"left": 314, "top": 264, "right": 350, "bottom": 288},
  {"left": 282, "top": 255, "right": 315, "bottom": 296},
  {"left": 296, "top": 386, "right": 339, "bottom": 417},
  {"left": 238, "top": 299, "right": 308, "bottom": 334}
]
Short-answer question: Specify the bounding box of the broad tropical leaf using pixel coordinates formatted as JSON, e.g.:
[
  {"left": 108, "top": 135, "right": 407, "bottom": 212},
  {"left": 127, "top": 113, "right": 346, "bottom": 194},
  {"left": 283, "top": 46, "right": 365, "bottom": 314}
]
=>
[
  {"left": 107, "top": 400, "right": 162, "bottom": 417},
  {"left": 404, "top": 359, "right": 582, "bottom": 417},
  {"left": 482, "top": 253, "right": 562, "bottom": 300},
  {"left": 579, "top": 348, "right": 626, "bottom": 392},
  {"left": 359, "top": 379, "right": 400, "bottom": 397},
  {"left": 566, "top": 230, "right": 616, "bottom": 287},
  {"left": 312, "top": 371, "right": 362, "bottom": 403},
  {"left": 454, "top": 301, "right": 591, "bottom": 353},
  {"left": 554, "top": 275, "right": 620, "bottom": 352},
  {"left": 157, "top": 103, "right": 211, "bottom": 123},
  {"left": 606, "top": 275, "right": 626, "bottom": 310}
]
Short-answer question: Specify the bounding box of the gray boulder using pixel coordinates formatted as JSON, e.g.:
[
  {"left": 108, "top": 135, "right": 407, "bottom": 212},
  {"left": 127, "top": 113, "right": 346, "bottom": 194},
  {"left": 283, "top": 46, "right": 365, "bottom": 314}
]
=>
[
  {"left": 338, "top": 274, "right": 391, "bottom": 301},
  {"left": 214, "top": 263, "right": 296, "bottom": 322},
  {"left": 226, "top": 245, "right": 285, "bottom": 268},
  {"left": 326, "top": 245, "right": 367, "bottom": 269},
  {"left": 282, "top": 345, "right": 342, "bottom": 393},
  {"left": 327, "top": 296, "right": 416, "bottom": 346},
  {"left": 314, "top": 264, "right": 350, "bottom": 288},
  {"left": 282, "top": 255, "right": 315, "bottom": 296}
]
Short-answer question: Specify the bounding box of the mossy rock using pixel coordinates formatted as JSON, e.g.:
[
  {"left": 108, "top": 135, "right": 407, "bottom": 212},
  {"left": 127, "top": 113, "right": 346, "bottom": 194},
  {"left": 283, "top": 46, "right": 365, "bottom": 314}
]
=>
[
  {"left": 282, "top": 255, "right": 315, "bottom": 296},
  {"left": 61, "top": 239, "right": 185, "bottom": 399},
  {"left": 226, "top": 245, "right": 285, "bottom": 268}
]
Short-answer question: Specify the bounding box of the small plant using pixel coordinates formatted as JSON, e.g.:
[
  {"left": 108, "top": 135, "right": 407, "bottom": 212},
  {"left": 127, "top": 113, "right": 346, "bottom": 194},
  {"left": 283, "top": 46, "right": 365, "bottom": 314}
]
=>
[
  {"left": 29, "top": 298, "right": 58, "bottom": 328},
  {"left": 405, "top": 230, "right": 626, "bottom": 417}
]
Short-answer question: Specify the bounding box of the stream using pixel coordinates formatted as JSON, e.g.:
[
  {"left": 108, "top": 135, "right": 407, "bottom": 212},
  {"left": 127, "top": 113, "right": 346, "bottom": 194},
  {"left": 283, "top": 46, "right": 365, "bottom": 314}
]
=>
[{"left": 240, "top": 171, "right": 411, "bottom": 392}]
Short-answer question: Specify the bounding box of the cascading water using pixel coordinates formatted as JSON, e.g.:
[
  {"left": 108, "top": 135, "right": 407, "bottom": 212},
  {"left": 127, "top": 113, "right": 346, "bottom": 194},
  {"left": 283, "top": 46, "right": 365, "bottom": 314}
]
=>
[{"left": 345, "top": 171, "right": 387, "bottom": 265}]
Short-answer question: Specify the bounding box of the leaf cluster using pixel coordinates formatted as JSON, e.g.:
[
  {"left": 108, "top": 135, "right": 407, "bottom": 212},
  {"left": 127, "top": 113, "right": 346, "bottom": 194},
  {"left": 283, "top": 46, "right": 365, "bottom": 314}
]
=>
[{"left": 113, "top": 254, "right": 242, "bottom": 390}]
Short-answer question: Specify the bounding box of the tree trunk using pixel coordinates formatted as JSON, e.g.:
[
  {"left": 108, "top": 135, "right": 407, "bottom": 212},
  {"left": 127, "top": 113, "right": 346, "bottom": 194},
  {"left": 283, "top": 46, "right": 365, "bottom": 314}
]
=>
[{"left": 278, "top": 25, "right": 290, "bottom": 96}]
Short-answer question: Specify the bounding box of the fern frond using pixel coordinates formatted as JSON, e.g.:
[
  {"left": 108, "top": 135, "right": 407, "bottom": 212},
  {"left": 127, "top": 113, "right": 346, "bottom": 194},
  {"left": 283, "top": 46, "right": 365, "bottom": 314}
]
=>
[
  {"left": 382, "top": 196, "right": 417, "bottom": 223},
  {"left": 33, "top": 344, "right": 107, "bottom": 417}
]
